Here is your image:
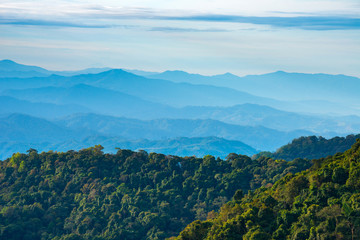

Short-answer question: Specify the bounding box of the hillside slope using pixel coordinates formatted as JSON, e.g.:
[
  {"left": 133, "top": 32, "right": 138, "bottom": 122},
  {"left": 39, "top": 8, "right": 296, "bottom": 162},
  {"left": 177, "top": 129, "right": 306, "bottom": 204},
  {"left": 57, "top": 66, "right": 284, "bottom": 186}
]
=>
[
  {"left": 149, "top": 70, "right": 360, "bottom": 115},
  {"left": 2, "top": 84, "right": 173, "bottom": 118},
  {"left": 0, "top": 114, "right": 89, "bottom": 142},
  {"left": 268, "top": 134, "right": 360, "bottom": 161},
  {"left": 174, "top": 140, "right": 360, "bottom": 240},
  {"left": 0, "top": 59, "right": 111, "bottom": 78},
  {"left": 149, "top": 70, "right": 360, "bottom": 104},
  {"left": 56, "top": 113, "right": 312, "bottom": 150},
  {"left": 0, "top": 96, "right": 90, "bottom": 118}
]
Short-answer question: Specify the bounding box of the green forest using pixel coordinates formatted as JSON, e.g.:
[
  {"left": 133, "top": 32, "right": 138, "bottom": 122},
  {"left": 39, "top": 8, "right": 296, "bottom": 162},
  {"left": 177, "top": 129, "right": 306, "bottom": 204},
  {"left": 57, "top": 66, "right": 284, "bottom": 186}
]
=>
[
  {"left": 254, "top": 134, "right": 360, "bottom": 161},
  {"left": 0, "top": 145, "right": 311, "bottom": 239},
  {"left": 174, "top": 140, "right": 360, "bottom": 239},
  {"left": 1, "top": 138, "right": 360, "bottom": 239}
]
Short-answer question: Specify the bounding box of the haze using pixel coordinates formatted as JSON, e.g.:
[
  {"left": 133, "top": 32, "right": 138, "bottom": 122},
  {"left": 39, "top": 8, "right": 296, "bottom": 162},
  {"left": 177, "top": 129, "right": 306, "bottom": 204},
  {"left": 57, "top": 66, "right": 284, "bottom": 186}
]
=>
[{"left": 1, "top": 0, "right": 360, "bottom": 76}]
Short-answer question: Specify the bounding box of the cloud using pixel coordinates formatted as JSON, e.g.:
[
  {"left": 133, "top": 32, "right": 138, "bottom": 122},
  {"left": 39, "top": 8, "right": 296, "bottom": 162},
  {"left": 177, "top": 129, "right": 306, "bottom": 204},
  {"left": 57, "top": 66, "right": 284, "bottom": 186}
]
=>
[
  {"left": 0, "top": 2, "right": 359, "bottom": 31},
  {"left": 157, "top": 15, "right": 360, "bottom": 31},
  {"left": 149, "top": 27, "right": 229, "bottom": 32},
  {"left": 0, "top": 18, "right": 111, "bottom": 28}
]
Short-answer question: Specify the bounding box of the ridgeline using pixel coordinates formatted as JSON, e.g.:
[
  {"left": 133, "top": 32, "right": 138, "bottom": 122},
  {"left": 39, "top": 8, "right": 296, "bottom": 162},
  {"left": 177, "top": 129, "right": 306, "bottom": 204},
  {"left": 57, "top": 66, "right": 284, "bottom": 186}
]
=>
[{"left": 174, "top": 139, "right": 360, "bottom": 239}]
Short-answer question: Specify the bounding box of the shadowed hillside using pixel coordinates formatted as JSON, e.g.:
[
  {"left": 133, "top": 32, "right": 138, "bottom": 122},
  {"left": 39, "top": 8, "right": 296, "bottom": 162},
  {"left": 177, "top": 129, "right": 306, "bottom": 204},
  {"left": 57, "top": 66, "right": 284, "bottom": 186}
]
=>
[{"left": 173, "top": 140, "right": 360, "bottom": 240}]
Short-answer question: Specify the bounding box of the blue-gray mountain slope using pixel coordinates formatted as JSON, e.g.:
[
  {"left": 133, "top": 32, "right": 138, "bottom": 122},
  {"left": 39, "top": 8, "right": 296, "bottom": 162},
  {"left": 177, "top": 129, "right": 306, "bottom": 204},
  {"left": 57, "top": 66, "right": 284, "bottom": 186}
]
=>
[{"left": 148, "top": 70, "right": 360, "bottom": 115}]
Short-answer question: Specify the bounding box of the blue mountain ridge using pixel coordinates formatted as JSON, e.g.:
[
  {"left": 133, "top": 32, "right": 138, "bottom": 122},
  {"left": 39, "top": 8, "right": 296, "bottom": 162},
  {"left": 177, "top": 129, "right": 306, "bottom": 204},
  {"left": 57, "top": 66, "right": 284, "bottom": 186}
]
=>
[{"left": 1, "top": 60, "right": 359, "bottom": 159}]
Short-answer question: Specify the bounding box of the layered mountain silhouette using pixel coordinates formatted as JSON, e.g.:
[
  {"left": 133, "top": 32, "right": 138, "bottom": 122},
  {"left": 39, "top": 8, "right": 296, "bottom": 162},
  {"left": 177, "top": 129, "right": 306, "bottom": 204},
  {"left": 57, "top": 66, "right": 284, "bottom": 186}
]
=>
[
  {"left": 0, "top": 60, "right": 359, "bottom": 158},
  {"left": 0, "top": 96, "right": 90, "bottom": 118},
  {"left": 148, "top": 69, "right": 360, "bottom": 103},
  {"left": 148, "top": 70, "right": 360, "bottom": 115},
  {"left": 0, "top": 59, "right": 111, "bottom": 78},
  {"left": 55, "top": 113, "right": 312, "bottom": 150},
  {"left": 3, "top": 84, "right": 173, "bottom": 118},
  {"left": 0, "top": 113, "right": 261, "bottom": 159}
]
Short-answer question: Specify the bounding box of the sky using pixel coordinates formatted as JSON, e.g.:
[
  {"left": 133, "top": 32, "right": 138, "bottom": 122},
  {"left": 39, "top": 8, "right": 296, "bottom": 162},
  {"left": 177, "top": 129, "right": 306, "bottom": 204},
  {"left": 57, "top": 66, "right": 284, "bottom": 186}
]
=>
[{"left": 0, "top": 0, "right": 360, "bottom": 76}]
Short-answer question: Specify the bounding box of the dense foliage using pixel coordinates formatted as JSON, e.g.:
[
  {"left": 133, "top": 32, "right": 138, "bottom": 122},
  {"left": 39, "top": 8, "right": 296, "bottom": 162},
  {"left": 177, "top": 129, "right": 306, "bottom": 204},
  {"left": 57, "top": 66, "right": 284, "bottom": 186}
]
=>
[
  {"left": 254, "top": 134, "right": 360, "bottom": 161},
  {"left": 174, "top": 139, "right": 360, "bottom": 240},
  {"left": 0, "top": 146, "right": 311, "bottom": 240}
]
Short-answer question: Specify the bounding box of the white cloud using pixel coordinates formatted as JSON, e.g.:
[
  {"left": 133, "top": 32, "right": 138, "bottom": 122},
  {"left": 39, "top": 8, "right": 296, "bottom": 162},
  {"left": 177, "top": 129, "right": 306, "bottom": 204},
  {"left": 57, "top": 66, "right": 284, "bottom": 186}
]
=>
[
  {"left": 0, "top": 0, "right": 359, "bottom": 76},
  {"left": 1, "top": 0, "right": 359, "bottom": 18}
]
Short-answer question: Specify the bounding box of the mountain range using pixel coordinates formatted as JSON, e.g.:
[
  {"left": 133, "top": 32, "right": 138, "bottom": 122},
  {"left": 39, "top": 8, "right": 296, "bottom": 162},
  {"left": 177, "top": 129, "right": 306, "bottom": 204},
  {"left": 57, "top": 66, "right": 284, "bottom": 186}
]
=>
[
  {"left": 56, "top": 113, "right": 313, "bottom": 149},
  {"left": 1, "top": 63, "right": 360, "bottom": 133},
  {"left": 0, "top": 59, "right": 111, "bottom": 78},
  {"left": 148, "top": 70, "right": 360, "bottom": 115},
  {"left": 0, "top": 59, "right": 359, "bottom": 158},
  {"left": 0, "top": 113, "right": 311, "bottom": 159}
]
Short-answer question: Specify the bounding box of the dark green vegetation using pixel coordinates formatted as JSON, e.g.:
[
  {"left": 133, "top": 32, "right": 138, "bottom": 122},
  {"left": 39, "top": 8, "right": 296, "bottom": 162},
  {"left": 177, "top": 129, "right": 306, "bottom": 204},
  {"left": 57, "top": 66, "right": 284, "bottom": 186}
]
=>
[
  {"left": 0, "top": 147, "right": 311, "bottom": 239},
  {"left": 174, "top": 140, "right": 360, "bottom": 240},
  {"left": 255, "top": 134, "right": 360, "bottom": 161},
  {"left": 0, "top": 136, "right": 258, "bottom": 162}
]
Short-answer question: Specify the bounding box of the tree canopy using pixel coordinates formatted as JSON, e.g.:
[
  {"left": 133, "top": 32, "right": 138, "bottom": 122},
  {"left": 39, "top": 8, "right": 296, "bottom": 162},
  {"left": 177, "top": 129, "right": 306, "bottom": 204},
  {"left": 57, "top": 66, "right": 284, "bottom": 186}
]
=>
[
  {"left": 174, "top": 139, "right": 360, "bottom": 240},
  {"left": 0, "top": 146, "right": 311, "bottom": 239}
]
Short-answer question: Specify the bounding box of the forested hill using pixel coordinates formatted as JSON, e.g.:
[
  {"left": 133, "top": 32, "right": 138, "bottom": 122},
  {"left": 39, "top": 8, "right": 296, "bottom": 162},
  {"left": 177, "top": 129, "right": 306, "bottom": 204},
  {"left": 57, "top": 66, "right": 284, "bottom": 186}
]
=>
[
  {"left": 0, "top": 147, "right": 311, "bottom": 239},
  {"left": 174, "top": 139, "right": 360, "bottom": 240},
  {"left": 254, "top": 134, "right": 360, "bottom": 161}
]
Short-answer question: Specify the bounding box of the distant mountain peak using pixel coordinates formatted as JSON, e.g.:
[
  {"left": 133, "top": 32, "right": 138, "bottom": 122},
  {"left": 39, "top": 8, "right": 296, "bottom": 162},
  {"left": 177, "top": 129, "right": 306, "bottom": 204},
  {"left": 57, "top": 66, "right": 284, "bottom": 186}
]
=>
[
  {"left": 0, "top": 59, "right": 21, "bottom": 68},
  {"left": 213, "top": 72, "right": 240, "bottom": 79},
  {"left": 160, "top": 70, "right": 205, "bottom": 77},
  {"left": 105, "top": 68, "right": 127, "bottom": 74},
  {"left": 94, "top": 68, "right": 138, "bottom": 77},
  {"left": 223, "top": 72, "right": 236, "bottom": 76},
  {"left": 0, "top": 59, "right": 16, "bottom": 64},
  {"left": 0, "top": 59, "right": 50, "bottom": 74}
]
